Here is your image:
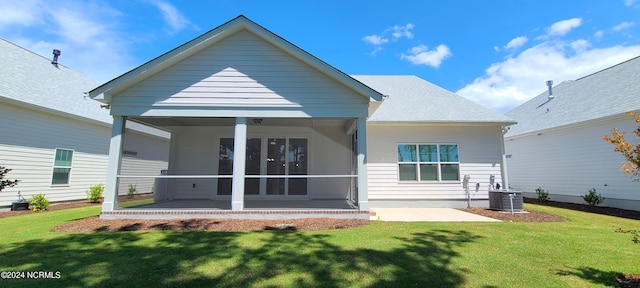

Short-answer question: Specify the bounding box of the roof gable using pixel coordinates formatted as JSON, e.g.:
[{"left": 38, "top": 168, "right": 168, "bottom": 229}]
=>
[
  {"left": 353, "top": 75, "right": 515, "bottom": 124},
  {"left": 506, "top": 55, "right": 640, "bottom": 137},
  {"left": 89, "top": 15, "right": 382, "bottom": 102},
  {"left": 109, "top": 29, "right": 371, "bottom": 113},
  {"left": 0, "top": 38, "right": 109, "bottom": 124}
]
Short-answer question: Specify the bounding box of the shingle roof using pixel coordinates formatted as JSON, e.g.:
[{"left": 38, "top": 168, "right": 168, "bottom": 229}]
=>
[
  {"left": 505, "top": 55, "right": 640, "bottom": 137},
  {"left": 353, "top": 75, "right": 516, "bottom": 124},
  {"left": 0, "top": 38, "right": 110, "bottom": 124}
]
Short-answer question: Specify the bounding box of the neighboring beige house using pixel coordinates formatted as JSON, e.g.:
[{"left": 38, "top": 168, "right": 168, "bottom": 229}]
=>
[
  {"left": 505, "top": 56, "right": 640, "bottom": 211},
  {"left": 0, "top": 39, "right": 170, "bottom": 207},
  {"left": 88, "top": 16, "right": 515, "bottom": 219}
]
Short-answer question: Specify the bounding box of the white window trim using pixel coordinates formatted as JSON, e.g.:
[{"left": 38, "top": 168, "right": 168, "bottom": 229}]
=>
[
  {"left": 51, "top": 148, "right": 74, "bottom": 186},
  {"left": 397, "top": 143, "right": 460, "bottom": 183}
]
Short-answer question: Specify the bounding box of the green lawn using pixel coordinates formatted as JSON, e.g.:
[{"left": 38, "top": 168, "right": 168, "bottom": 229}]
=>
[{"left": 0, "top": 203, "right": 638, "bottom": 287}]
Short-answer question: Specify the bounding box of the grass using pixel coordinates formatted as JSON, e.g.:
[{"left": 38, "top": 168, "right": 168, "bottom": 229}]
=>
[{"left": 0, "top": 203, "right": 638, "bottom": 287}]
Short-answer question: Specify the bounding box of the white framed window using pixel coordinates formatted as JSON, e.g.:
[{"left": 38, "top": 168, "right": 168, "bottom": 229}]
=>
[
  {"left": 51, "top": 148, "right": 73, "bottom": 185},
  {"left": 397, "top": 144, "right": 460, "bottom": 181}
]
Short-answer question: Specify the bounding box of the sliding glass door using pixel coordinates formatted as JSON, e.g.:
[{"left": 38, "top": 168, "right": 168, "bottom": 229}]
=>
[{"left": 218, "top": 137, "right": 308, "bottom": 197}]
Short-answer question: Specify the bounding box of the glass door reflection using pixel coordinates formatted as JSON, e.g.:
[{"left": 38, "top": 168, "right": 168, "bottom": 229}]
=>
[{"left": 266, "top": 138, "right": 286, "bottom": 195}]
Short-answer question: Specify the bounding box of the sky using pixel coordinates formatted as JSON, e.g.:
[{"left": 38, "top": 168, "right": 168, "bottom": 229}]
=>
[{"left": 1, "top": 0, "right": 640, "bottom": 113}]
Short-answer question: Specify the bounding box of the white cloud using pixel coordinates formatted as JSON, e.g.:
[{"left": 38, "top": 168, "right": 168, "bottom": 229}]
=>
[
  {"left": 362, "top": 35, "right": 389, "bottom": 46},
  {"left": 547, "top": 18, "right": 582, "bottom": 36},
  {"left": 594, "top": 30, "right": 605, "bottom": 38},
  {"left": 1, "top": 0, "right": 136, "bottom": 84},
  {"left": 0, "top": 1, "right": 45, "bottom": 29},
  {"left": 457, "top": 41, "right": 640, "bottom": 113},
  {"left": 362, "top": 23, "right": 414, "bottom": 54},
  {"left": 147, "top": 0, "right": 196, "bottom": 33},
  {"left": 391, "top": 23, "right": 415, "bottom": 40},
  {"left": 613, "top": 21, "right": 635, "bottom": 31},
  {"left": 625, "top": 0, "right": 638, "bottom": 7},
  {"left": 504, "top": 36, "right": 528, "bottom": 50},
  {"left": 401, "top": 44, "right": 452, "bottom": 68}
]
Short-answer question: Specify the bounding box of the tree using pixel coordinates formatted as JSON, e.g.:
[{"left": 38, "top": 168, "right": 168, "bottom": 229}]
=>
[
  {"left": 0, "top": 165, "right": 20, "bottom": 191},
  {"left": 603, "top": 112, "right": 640, "bottom": 181}
]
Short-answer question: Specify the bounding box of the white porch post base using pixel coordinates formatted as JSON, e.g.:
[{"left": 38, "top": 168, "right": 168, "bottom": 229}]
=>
[
  {"left": 232, "top": 201, "right": 244, "bottom": 210},
  {"left": 231, "top": 117, "right": 247, "bottom": 211},
  {"left": 356, "top": 117, "right": 369, "bottom": 211},
  {"left": 102, "top": 116, "right": 125, "bottom": 212}
]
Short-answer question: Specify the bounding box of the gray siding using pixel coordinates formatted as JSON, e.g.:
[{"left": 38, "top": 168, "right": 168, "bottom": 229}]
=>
[
  {"left": 505, "top": 115, "right": 640, "bottom": 210},
  {"left": 0, "top": 101, "right": 110, "bottom": 205},
  {"left": 367, "top": 125, "right": 504, "bottom": 201},
  {"left": 119, "top": 129, "right": 170, "bottom": 195},
  {"left": 113, "top": 30, "right": 367, "bottom": 110},
  {"left": 0, "top": 101, "right": 169, "bottom": 206}
]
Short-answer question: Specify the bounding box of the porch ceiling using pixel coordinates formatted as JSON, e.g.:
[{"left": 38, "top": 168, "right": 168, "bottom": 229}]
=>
[{"left": 130, "top": 117, "right": 350, "bottom": 128}]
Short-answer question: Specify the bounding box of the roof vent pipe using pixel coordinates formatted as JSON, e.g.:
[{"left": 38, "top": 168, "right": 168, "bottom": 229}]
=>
[
  {"left": 546, "top": 80, "right": 554, "bottom": 99},
  {"left": 51, "top": 49, "right": 61, "bottom": 66}
]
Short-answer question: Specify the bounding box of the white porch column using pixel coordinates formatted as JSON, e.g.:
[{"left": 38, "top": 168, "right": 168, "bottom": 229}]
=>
[
  {"left": 231, "top": 117, "right": 247, "bottom": 211},
  {"left": 356, "top": 117, "right": 369, "bottom": 210},
  {"left": 102, "top": 116, "right": 125, "bottom": 211}
]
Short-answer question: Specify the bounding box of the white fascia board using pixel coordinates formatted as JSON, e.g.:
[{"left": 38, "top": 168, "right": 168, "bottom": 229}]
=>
[
  {"left": 366, "top": 120, "right": 517, "bottom": 127},
  {"left": 505, "top": 111, "right": 639, "bottom": 140},
  {"left": 110, "top": 106, "right": 369, "bottom": 118}
]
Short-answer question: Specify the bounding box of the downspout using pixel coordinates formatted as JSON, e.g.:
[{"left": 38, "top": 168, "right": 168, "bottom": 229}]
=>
[{"left": 500, "top": 126, "right": 509, "bottom": 190}]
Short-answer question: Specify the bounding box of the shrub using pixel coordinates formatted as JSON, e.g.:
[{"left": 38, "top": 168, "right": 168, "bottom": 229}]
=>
[
  {"left": 581, "top": 188, "right": 605, "bottom": 207},
  {"left": 535, "top": 187, "right": 550, "bottom": 202},
  {"left": 0, "top": 165, "right": 19, "bottom": 192},
  {"left": 87, "top": 184, "right": 104, "bottom": 203},
  {"left": 28, "top": 194, "right": 50, "bottom": 211},
  {"left": 128, "top": 184, "right": 137, "bottom": 198}
]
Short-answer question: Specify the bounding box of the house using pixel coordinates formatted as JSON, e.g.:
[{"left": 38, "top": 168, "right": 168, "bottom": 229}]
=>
[
  {"left": 0, "top": 39, "right": 170, "bottom": 208},
  {"left": 88, "top": 15, "right": 515, "bottom": 219},
  {"left": 505, "top": 56, "right": 640, "bottom": 211}
]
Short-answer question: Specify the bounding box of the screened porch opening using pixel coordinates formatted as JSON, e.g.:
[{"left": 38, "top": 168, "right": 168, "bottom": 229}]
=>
[{"left": 115, "top": 116, "right": 363, "bottom": 211}]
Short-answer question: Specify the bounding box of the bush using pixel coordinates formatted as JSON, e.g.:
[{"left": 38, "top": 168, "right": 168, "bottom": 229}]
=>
[
  {"left": 535, "top": 187, "right": 550, "bottom": 202},
  {"left": 581, "top": 188, "right": 605, "bottom": 207},
  {"left": 0, "top": 165, "right": 19, "bottom": 192},
  {"left": 128, "top": 184, "right": 137, "bottom": 198},
  {"left": 87, "top": 184, "right": 104, "bottom": 203},
  {"left": 28, "top": 194, "right": 50, "bottom": 211}
]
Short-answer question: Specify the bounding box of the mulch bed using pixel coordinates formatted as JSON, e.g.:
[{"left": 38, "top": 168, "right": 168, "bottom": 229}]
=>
[
  {"left": 0, "top": 194, "right": 151, "bottom": 219},
  {"left": 50, "top": 217, "right": 370, "bottom": 232},
  {"left": 458, "top": 207, "right": 569, "bottom": 222}
]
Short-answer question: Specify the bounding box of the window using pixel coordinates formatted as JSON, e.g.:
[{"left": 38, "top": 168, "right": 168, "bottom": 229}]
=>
[
  {"left": 52, "top": 148, "right": 73, "bottom": 185},
  {"left": 397, "top": 144, "right": 459, "bottom": 181}
]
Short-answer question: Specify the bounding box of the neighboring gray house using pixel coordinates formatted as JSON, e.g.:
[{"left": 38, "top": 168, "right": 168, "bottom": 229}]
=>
[
  {"left": 0, "top": 39, "right": 170, "bottom": 207},
  {"left": 505, "top": 56, "right": 640, "bottom": 211},
  {"left": 88, "top": 16, "right": 515, "bottom": 219}
]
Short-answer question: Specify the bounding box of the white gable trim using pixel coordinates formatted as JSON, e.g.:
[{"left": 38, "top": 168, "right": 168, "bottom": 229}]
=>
[{"left": 89, "top": 15, "right": 382, "bottom": 103}]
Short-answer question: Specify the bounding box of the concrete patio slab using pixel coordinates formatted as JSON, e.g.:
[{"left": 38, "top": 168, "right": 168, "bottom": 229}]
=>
[{"left": 370, "top": 208, "right": 501, "bottom": 222}]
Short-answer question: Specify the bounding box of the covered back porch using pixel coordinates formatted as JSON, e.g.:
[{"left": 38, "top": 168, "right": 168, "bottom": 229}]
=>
[{"left": 102, "top": 116, "right": 371, "bottom": 219}]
